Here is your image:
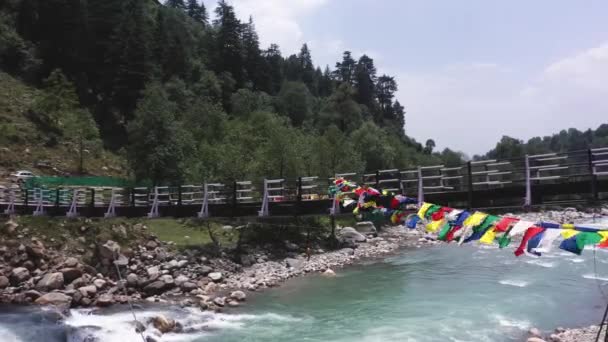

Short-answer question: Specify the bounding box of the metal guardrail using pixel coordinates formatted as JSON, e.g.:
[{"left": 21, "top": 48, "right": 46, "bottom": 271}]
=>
[{"left": 1, "top": 147, "right": 607, "bottom": 217}]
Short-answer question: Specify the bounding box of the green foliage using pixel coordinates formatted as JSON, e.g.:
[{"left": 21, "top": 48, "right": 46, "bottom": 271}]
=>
[
  {"left": 276, "top": 81, "right": 312, "bottom": 126},
  {"left": 127, "top": 83, "right": 194, "bottom": 184}
]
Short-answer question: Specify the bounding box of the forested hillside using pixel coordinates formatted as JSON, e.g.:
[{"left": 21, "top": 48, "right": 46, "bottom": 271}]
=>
[
  {"left": 479, "top": 125, "right": 608, "bottom": 160},
  {"left": 0, "top": 0, "right": 459, "bottom": 184}
]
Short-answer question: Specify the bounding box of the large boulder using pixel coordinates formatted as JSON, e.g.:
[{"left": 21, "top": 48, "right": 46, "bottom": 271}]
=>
[
  {"left": 63, "top": 257, "right": 79, "bottom": 268},
  {"left": 35, "top": 292, "right": 72, "bottom": 306},
  {"left": 150, "top": 315, "right": 176, "bottom": 334},
  {"left": 98, "top": 240, "right": 121, "bottom": 260},
  {"left": 126, "top": 273, "right": 139, "bottom": 287},
  {"left": 337, "top": 227, "right": 366, "bottom": 243},
  {"left": 36, "top": 272, "right": 64, "bottom": 291},
  {"left": 355, "top": 221, "right": 377, "bottom": 235},
  {"left": 147, "top": 266, "right": 160, "bottom": 279},
  {"left": 175, "top": 275, "right": 189, "bottom": 287}
]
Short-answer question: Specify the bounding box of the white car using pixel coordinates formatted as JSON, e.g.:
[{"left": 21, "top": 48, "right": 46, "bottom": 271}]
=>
[{"left": 9, "top": 170, "right": 35, "bottom": 183}]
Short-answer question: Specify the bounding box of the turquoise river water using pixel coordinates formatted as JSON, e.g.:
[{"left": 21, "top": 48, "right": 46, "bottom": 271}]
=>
[{"left": 2, "top": 232, "right": 608, "bottom": 342}]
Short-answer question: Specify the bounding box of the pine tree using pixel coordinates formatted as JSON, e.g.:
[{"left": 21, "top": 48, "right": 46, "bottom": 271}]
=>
[
  {"left": 242, "top": 16, "right": 263, "bottom": 89},
  {"left": 318, "top": 66, "right": 334, "bottom": 97},
  {"left": 186, "top": 0, "right": 208, "bottom": 26},
  {"left": 393, "top": 100, "right": 406, "bottom": 135},
  {"left": 334, "top": 51, "right": 356, "bottom": 85},
  {"left": 214, "top": 0, "right": 245, "bottom": 87},
  {"left": 261, "top": 44, "right": 283, "bottom": 94},
  {"left": 165, "top": 0, "right": 186, "bottom": 10},
  {"left": 298, "top": 43, "right": 316, "bottom": 94},
  {"left": 354, "top": 55, "right": 377, "bottom": 108},
  {"left": 376, "top": 74, "right": 397, "bottom": 118}
]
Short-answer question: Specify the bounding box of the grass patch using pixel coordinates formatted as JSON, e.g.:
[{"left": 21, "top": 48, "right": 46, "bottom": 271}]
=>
[{"left": 145, "top": 218, "right": 238, "bottom": 250}]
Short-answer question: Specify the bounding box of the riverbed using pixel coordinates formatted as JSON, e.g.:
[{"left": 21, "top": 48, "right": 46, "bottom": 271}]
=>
[{"left": 2, "top": 238, "right": 608, "bottom": 342}]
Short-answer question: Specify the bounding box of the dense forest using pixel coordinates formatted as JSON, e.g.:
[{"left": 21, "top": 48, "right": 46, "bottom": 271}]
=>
[
  {"left": 0, "top": 0, "right": 461, "bottom": 184},
  {"left": 478, "top": 125, "right": 608, "bottom": 160},
  {"left": 1, "top": 0, "right": 605, "bottom": 185}
]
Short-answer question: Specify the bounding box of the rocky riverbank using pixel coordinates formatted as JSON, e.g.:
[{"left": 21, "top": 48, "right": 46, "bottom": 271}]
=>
[
  {"left": 0, "top": 217, "right": 430, "bottom": 315},
  {"left": 526, "top": 325, "right": 606, "bottom": 342}
]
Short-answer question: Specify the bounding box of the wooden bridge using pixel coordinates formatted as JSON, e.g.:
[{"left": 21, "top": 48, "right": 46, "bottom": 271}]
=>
[{"left": 1, "top": 147, "right": 608, "bottom": 218}]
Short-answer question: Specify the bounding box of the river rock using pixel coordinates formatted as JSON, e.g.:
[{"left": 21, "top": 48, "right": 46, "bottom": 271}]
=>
[
  {"left": 78, "top": 285, "right": 97, "bottom": 297},
  {"left": 61, "top": 268, "right": 82, "bottom": 284},
  {"left": 96, "top": 294, "right": 114, "bottom": 307},
  {"left": 208, "top": 272, "right": 222, "bottom": 282},
  {"left": 338, "top": 227, "right": 367, "bottom": 243},
  {"left": 150, "top": 315, "right": 176, "bottom": 334},
  {"left": 5, "top": 219, "right": 18, "bottom": 233},
  {"left": 160, "top": 275, "right": 174, "bottom": 286},
  {"left": 284, "top": 241, "right": 299, "bottom": 252},
  {"left": 35, "top": 292, "right": 72, "bottom": 306},
  {"left": 144, "top": 280, "right": 166, "bottom": 294},
  {"left": 24, "top": 289, "right": 42, "bottom": 300},
  {"left": 26, "top": 240, "right": 46, "bottom": 258},
  {"left": 285, "top": 258, "right": 304, "bottom": 269},
  {"left": 64, "top": 257, "right": 79, "bottom": 268},
  {"left": 127, "top": 273, "right": 139, "bottom": 286},
  {"left": 181, "top": 282, "right": 198, "bottom": 291},
  {"left": 147, "top": 266, "right": 160, "bottom": 279},
  {"left": 99, "top": 240, "right": 121, "bottom": 259},
  {"left": 0, "top": 275, "right": 9, "bottom": 288},
  {"left": 230, "top": 291, "right": 246, "bottom": 302},
  {"left": 36, "top": 272, "right": 64, "bottom": 291},
  {"left": 213, "top": 297, "right": 225, "bottom": 307},
  {"left": 199, "top": 266, "right": 213, "bottom": 275},
  {"left": 146, "top": 240, "right": 158, "bottom": 250},
  {"left": 355, "top": 221, "right": 377, "bottom": 235},
  {"left": 175, "top": 275, "right": 189, "bottom": 287},
  {"left": 93, "top": 279, "right": 107, "bottom": 289},
  {"left": 529, "top": 327, "right": 543, "bottom": 338},
  {"left": 322, "top": 269, "right": 336, "bottom": 277},
  {"left": 527, "top": 338, "right": 547, "bottom": 342}
]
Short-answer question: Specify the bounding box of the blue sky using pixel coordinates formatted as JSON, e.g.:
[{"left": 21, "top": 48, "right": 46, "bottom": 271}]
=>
[{"left": 205, "top": 0, "right": 608, "bottom": 156}]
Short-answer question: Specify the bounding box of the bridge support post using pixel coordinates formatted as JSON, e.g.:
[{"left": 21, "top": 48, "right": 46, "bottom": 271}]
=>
[
  {"left": 198, "top": 183, "right": 209, "bottom": 219},
  {"left": 33, "top": 188, "right": 45, "bottom": 216},
  {"left": 297, "top": 177, "right": 303, "bottom": 216},
  {"left": 417, "top": 167, "right": 424, "bottom": 205},
  {"left": 66, "top": 189, "right": 79, "bottom": 218},
  {"left": 105, "top": 189, "right": 118, "bottom": 218},
  {"left": 467, "top": 161, "right": 473, "bottom": 210},
  {"left": 259, "top": 179, "right": 269, "bottom": 217},
  {"left": 3, "top": 188, "right": 16, "bottom": 215},
  {"left": 148, "top": 187, "right": 160, "bottom": 218},
  {"left": 588, "top": 149, "right": 599, "bottom": 201},
  {"left": 524, "top": 154, "right": 532, "bottom": 207}
]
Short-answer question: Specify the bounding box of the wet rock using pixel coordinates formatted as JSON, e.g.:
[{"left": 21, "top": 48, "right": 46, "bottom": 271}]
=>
[
  {"left": 135, "top": 320, "right": 146, "bottom": 333},
  {"left": 322, "top": 269, "right": 336, "bottom": 277},
  {"left": 36, "top": 272, "right": 64, "bottom": 291},
  {"left": 208, "top": 272, "right": 222, "bottom": 282},
  {"left": 527, "top": 338, "right": 547, "bottom": 342},
  {"left": 23, "top": 290, "right": 42, "bottom": 300},
  {"left": 96, "top": 294, "right": 114, "bottom": 307},
  {"left": 529, "top": 327, "right": 543, "bottom": 338},
  {"left": 150, "top": 315, "right": 176, "bottom": 334},
  {"left": 0, "top": 275, "right": 9, "bottom": 288},
  {"left": 98, "top": 240, "right": 121, "bottom": 260},
  {"left": 555, "top": 327, "right": 566, "bottom": 333},
  {"left": 213, "top": 297, "right": 225, "bottom": 307},
  {"left": 339, "top": 248, "right": 355, "bottom": 256},
  {"left": 199, "top": 266, "right": 213, "bottom": 275},
  {"left": 35, "top": 292, "right": 72, "bottom": 306},
  {"left": 230, "top": 291, "right": 246, "bottom": 302},
  {"left": 181, "top": 282, "right": 197, "bottom": 291},
  {"left": 61, "top": 268, "right": 83, "bottom": 284}
]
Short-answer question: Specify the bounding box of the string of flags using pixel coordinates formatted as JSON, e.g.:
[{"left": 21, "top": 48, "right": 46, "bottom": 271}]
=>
[{"left": 329, "top": 177, "right": 608, "bottom": 257}]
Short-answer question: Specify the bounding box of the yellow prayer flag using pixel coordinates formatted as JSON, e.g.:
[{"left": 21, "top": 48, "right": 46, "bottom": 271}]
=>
[
  {"left": 463, "top": 212, "right": 488, "bottom": 227},
  {"left": 426, "top": 219, "right": 445, "bottom": 232},
  {"left": 479, "top": 229, "right": 497, "bottom": 244},
  {"left": 417, "top": 202, "right": 433, "bottom": 219}
]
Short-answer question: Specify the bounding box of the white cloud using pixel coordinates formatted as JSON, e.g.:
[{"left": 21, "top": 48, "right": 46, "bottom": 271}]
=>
[
  {"left": 397, "top": 42, "right": 608, "bottom": 155},
  {"left": 227, "top": 0, "right": 328, "bottom": 55}
]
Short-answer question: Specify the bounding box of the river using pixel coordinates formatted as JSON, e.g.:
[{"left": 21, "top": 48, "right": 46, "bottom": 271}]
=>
[{"left": 2, "top": 233, "right": 608, "bottom": 341}]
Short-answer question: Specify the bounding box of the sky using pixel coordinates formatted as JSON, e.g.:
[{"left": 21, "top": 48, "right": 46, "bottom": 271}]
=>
[{"left": 204, "top": 0, "right": 608, "bottom": 156}]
